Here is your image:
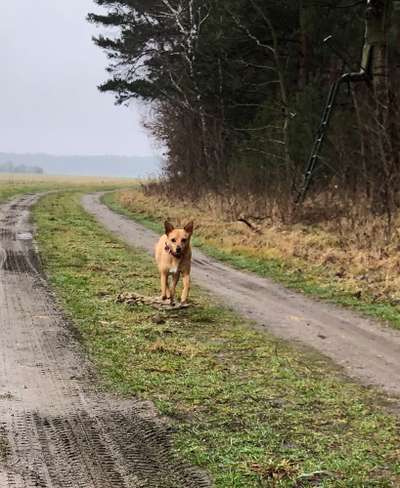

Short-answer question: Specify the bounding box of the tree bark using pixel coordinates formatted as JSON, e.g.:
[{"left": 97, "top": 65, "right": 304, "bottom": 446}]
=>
[
  {"left": 364, "top": 0, "right": 392, "bottom": 103},
  {"left": 364, "top": 1, "right": 396, "bottom": 217}
]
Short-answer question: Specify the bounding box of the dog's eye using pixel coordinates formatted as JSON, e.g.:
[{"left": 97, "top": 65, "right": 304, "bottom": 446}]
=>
[
  {"left": 171, "top": 238, "right": 176, "bottom": 243},
  {"left": 181, "top": 239, "right": 187, "bottom": 243}
]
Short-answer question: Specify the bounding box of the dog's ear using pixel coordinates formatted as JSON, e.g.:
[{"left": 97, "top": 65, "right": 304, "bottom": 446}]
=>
[
  {"left": 184, "top": 221, "right": 194, "bottom": 234},
  {"left": 164, "top": 221, "right": 174, "bottom": 235}
]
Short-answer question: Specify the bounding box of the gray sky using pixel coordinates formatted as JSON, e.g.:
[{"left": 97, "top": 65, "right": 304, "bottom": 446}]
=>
[{"left": 0, "top": 1, "right": 155, "bottom": 156}]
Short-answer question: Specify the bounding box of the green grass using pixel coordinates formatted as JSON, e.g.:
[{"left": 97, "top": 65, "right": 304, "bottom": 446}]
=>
[
  {"left": 34, "top": 191, "right": 400, "bottom": 487},
  {"left": 102, "top": 193, "right": 400, "bottom": 330}
]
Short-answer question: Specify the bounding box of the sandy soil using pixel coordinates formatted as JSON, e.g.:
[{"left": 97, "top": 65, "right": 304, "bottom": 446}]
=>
[
  {"left": 82, "top": 193, "right": 400, "bottom": 400},
  {"left": 0, "top": 194, "right": 210, "bottom": 487}
]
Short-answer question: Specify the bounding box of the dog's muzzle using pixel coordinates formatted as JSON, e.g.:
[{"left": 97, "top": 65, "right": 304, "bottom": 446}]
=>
[{"left": 165, "top": 243, "right": 182, "bottom": 259}]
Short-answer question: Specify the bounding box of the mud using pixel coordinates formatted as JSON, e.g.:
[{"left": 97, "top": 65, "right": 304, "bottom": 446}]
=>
[
  {"left": 82, "top": 192, "right": 400, "bottom": 400},
  {"left": 0, "top": 194, "right": 211, "bottom": 487}
]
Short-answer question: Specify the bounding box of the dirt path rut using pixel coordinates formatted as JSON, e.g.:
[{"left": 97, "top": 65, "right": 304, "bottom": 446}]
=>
[
  {"left": 82, "top": 192, "right": 400, "bottom": 399},
  {"left": 0, "top": 194, "right": 210, "bottom": 487}
]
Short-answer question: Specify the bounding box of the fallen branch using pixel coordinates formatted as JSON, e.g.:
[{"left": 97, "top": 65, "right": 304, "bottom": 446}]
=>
[
  {"left": 237, "top": 217, "right": 262, "bottom": 234},
  {"left": 116, "top": 292, "right": 190, "bottom": 309}
]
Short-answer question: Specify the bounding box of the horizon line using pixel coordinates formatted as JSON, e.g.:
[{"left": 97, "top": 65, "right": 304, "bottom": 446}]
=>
[{"left": 0, "top": 151, "right": 162, "bottom": 159}]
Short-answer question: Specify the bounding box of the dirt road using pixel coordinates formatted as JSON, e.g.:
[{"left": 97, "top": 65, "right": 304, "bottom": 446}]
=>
[
  {"left": 0, "top": 194, "right": 210, "bottom": 487},
  {"left": 82, "top": 192, "right": 400, "bottom": 399}
]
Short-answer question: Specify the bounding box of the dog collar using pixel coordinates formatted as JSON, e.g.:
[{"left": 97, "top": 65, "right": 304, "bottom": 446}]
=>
[{"left": 165, "top": 243, "right": 182, "bottom": 259}]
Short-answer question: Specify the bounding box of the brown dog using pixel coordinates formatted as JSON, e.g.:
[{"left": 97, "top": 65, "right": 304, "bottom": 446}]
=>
[{"left": 155, "top": 221, "right": 194, "bottom": 305}]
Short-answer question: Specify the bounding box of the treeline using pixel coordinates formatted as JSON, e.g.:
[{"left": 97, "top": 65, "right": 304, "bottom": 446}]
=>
[
  {"left": 89, "top": 1, "right": 400, "bottom": 220},
  {"left": 0, "top": 162, "right": 43, "bottom": 174}
]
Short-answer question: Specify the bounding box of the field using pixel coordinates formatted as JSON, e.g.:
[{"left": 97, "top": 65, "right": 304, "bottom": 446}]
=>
[
  {"left": 32, "top": 190, "right": 400, "bottom": 487},
  {"left": 104, "top": 189, "right": 400, "bottom": 330},
  {"left": 0, "top": 173, "right": 137, "bottom": 203}
]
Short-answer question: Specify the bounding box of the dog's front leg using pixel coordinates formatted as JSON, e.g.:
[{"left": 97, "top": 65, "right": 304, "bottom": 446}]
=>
[
  {"left": 160, "top": 271, "right": 169, "bottom": 300},
  {"left": 169, "top": 271, "right": 180, "bottom": 305},
  {"left": 181, "top": 272, "right": 190, "bottom": 304}
]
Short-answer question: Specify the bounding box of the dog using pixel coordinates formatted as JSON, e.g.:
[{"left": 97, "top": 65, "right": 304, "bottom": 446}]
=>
[{"left": 155, "top": 220, "right": 194, "bottom": 305}]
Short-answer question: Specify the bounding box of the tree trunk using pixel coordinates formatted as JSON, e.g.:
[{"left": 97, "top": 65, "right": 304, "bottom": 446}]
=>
[
  {"left": 365, "top": 0, "right": 392, "bottom": 105},
  {"left": 365, "top": 1, "right": 395, "bottom": 216},
  {"left": 298, "top": 1, "right": 311, "bottom": 90}
]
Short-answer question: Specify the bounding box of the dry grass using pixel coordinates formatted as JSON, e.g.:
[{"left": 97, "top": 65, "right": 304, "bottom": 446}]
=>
[
  {"left": 114, "top": 188, "right": 400, "bottom": 306},
  {"left": 148, "top": 339, "right": 202, "bottom": 358}
]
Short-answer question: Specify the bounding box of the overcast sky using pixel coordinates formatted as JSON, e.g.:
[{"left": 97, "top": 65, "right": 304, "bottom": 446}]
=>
[{"left": 0, "top": 1, "right": 155, "bottom": 156}]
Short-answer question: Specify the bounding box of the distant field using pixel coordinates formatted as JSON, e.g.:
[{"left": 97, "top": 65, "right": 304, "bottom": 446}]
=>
[{"left": 0, "top": 174, "right": 139, "bottom": 203}]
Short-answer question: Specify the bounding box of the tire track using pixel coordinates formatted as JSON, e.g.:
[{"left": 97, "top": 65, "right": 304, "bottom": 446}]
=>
[{"left": 0, "top": 194, "right": 210, "bottom": 487}]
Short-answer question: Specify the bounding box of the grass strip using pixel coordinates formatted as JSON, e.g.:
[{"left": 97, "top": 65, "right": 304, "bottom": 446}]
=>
[{"left": 34, "top": 192, "right": 400, "bottom": 487}]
